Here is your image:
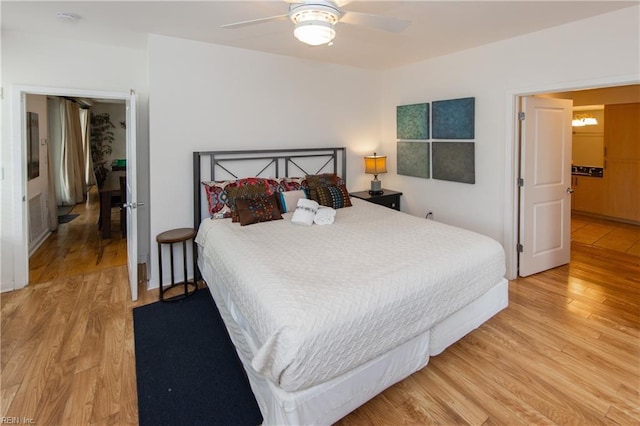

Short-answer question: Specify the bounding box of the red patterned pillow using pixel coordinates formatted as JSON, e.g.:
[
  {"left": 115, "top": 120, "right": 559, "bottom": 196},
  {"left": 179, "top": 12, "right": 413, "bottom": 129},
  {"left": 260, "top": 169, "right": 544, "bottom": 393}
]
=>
[
  {"left": 316, "top": 184, "right": 352, "bottom": 209},
  {"left": 202, "top": 177, "right": 283, "bottom": 220},
  {"left": 282, "top": 177, "right": 308, "bottom": 191},
  {"left": 235, "top": 177, "right": 281, "bottom": 194},
  {"left": 236, "top": 194, "right": 283, "bottom": 226},
  {"left": 201, "top": 180, "right": 234, "bottom": 219}
]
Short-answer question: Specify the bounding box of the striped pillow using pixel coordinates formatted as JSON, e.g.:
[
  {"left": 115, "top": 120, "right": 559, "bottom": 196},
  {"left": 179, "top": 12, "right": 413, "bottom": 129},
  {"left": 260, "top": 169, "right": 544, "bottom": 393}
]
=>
[
  {"left": 316, "top": 184, "right": 352, "bottom": 209},
  {"left": 306, "top": 173, "right": 341, "bottom": 203}
]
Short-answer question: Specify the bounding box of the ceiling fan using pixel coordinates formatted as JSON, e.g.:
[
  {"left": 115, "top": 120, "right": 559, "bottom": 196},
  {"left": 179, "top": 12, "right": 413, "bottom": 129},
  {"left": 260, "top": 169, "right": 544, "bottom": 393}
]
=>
[{"left": 221, "top": 0, "right": 411, "bottom": 47}]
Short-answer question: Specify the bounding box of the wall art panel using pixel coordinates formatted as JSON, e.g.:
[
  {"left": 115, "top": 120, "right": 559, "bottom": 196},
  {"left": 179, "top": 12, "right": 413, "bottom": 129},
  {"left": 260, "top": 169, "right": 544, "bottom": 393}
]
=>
[
  {"left": 432, "top": 97, "right": 475, "bottom": 139},
  {"left": 397, "top": 141, "right": 430, "bottom": 179},
  {"left": 397, "top": 103, "right": 429, "bottom": 140},
  {"left": 432, "top": 141, "right": 475, "bottom": 184}
]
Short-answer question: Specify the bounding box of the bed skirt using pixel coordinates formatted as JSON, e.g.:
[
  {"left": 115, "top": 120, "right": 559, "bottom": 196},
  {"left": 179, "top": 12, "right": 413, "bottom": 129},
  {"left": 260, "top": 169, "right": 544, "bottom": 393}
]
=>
[{"left": 199, "top": 250, "right": 508, "bottom": 425}]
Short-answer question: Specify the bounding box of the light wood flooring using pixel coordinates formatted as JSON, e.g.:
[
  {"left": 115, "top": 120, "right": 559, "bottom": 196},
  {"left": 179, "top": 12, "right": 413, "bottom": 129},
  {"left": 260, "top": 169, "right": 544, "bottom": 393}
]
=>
[
  {"left": 29, "top": 188, "right": 129, "bottom": 284},
  {"left": 1, "top": 201, "right": 638, "bottom": 425},
  {"left": 572, "top": 213, "right": 640, "bottom": 257}
]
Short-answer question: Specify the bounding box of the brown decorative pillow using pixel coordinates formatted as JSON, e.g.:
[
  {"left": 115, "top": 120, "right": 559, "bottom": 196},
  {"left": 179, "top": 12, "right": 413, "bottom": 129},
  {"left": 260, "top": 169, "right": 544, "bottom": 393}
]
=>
[
  {"left": 306, "top": 173, "right": 340, "bottom": 203},
  {"left": 316, "top": 184, "right": 352, "bottom": 209},
  {"left": 226, "top": 181, "right": 270, "bottom": 222},
  {"left": 235, "top": 194, "right": 283, "bottom": 226}
]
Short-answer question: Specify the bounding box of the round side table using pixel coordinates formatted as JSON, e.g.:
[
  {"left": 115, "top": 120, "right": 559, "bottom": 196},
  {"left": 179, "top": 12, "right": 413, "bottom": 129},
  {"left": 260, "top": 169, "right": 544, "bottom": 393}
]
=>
[{"left": 156, "top": 227, "right": 198, "bottom": 302}]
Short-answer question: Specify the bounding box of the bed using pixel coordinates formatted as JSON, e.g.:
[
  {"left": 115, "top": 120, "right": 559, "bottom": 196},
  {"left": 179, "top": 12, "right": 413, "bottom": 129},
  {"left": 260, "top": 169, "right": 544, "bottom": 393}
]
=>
[{"left": 193, "top": 147, "right": 508, "bottom": 425}]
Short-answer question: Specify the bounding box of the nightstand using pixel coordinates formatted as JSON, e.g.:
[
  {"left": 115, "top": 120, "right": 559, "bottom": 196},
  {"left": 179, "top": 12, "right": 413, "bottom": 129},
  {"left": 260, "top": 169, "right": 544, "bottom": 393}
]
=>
[
  {"left": 350, "top": 189, "right": 402, "bottom": 211},
  {"left": 156, "top": 227, "right": 198, "bottom": 302}
]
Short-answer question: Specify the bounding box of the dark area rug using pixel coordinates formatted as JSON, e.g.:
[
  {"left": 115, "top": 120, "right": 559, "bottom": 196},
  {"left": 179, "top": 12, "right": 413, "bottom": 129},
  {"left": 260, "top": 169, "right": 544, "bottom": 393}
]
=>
[
  {"left": 133, "top": 288, "right": 262, "bottom": 426},
  {"left": 57, "top": 205, "right": 74, "bottom": 216},
  {"left": 58, "top": 214, "right": 79, "bottom": 224}
]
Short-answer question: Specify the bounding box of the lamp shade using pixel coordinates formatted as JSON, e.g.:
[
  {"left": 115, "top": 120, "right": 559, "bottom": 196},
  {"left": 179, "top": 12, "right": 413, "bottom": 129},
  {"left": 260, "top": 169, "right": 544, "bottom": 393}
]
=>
[{"left": 364, "top": 153, "right": 387, "bottom": 175}]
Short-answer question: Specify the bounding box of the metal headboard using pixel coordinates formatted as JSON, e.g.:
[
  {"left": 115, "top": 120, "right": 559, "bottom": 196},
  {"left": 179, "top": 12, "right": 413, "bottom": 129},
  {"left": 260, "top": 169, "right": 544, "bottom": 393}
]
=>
[{"left": 193, "top": 147, "right": 347, "bottom": 228}]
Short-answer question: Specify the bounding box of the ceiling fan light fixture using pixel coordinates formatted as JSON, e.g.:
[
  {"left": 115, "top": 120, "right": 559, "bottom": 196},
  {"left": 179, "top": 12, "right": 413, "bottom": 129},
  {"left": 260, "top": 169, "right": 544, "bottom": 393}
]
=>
[
  {"left": 294, "top": 20, "right": 335, "bottom": 46},
  {"left": 572, "top": 112, "right": 599, "bottom": 127},
  {"left": 290, "top": 2, "right": 341, "bottom": 46}
]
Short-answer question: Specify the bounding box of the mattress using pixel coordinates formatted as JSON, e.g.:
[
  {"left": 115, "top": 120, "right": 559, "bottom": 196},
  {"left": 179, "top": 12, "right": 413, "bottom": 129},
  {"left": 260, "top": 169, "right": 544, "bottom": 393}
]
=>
[
  {"left": 195, "top": 198, "right": 506, "bottom": 392},
  {"left": 200, "top": 249, "right": 507, "bottom": 425}
]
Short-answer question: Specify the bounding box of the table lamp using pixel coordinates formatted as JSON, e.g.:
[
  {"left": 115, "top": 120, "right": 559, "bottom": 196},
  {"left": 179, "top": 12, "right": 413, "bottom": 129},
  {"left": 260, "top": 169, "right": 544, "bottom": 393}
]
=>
[{"left": 364, "top": 152, "right": 387, "bottom": 195}]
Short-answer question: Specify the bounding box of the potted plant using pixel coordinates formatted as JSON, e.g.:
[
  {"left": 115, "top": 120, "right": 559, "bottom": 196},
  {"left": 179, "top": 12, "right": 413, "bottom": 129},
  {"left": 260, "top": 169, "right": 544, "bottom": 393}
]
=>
[{"left": 90, "top": 112, "right": 115, "bottom": 186}]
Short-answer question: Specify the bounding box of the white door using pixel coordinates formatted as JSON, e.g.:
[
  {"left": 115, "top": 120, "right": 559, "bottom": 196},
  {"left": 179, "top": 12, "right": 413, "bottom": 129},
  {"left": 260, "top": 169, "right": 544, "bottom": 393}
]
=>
[
  {"left": 518, "top": 97, "right": 573, "bottom": 277},
  {"left": 125, "top": 91, "right": 139, "bottom": 301}
]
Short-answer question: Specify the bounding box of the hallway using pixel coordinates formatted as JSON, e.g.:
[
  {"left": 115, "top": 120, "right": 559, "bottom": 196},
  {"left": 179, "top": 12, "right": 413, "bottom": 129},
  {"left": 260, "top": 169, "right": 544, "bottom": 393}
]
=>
[{"left": 29, "top": 186, "right": 129, "bottom": 284}]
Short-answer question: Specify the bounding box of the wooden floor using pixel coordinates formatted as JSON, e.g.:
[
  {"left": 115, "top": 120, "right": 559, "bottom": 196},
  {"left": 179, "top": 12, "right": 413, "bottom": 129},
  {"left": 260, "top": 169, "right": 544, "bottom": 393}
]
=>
[
  {"left": 1, "top": 187, "right": 157, "bottom": 425},
  {"left": 29, "top": 187, "right": 129, "bottom": 284},
  {"left": 572, "top": 213, "right": 640, "bottom": 256},
  {"left": 1, "top": 199, "right": 638, "bottom": 425}
]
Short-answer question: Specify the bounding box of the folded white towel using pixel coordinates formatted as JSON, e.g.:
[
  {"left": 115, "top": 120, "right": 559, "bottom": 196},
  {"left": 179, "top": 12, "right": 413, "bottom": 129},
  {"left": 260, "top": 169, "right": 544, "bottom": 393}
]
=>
[
  {"left": 291, "top": 198, "right": 319, "bottom": 226},
  {"left": 314, "top": 206, "right": 336, "bottom": 225}
]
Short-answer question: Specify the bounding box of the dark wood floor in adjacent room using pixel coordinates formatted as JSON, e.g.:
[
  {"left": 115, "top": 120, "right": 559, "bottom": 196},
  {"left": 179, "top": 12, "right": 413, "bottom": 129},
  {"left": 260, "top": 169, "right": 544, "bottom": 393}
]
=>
[{"left": 2, "top": 195, "right": 638, "bottom": 424}]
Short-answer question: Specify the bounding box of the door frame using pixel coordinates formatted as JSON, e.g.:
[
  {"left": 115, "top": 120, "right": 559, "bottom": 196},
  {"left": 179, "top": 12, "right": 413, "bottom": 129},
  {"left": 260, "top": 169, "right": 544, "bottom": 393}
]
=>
[
  {"left": 504, "top": 74, "right": 640, "bottom": 279},
  {"left": 10, "top": 85, "right": 134, "bottom": 290}
]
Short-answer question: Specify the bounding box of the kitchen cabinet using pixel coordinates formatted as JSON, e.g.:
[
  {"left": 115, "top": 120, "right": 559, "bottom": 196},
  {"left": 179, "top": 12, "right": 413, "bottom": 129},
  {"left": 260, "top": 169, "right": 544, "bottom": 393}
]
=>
[
  {"left": 603, "top": 103, "right": 640, "bottom": 222},
  {"left": 572, "top": 175, "right": 604, "bottom": 214}
]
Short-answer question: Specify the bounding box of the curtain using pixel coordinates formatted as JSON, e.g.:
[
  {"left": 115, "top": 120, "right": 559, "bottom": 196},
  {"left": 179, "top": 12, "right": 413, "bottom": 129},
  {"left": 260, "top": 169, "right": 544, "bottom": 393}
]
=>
[
  {"left": 50, "top": 99, "right": 87, "bottom": 206},
  {"left": 80, "top": 108, "right": 96, "bottom": 187},
  {"left": 46, "top": 99, "right": 59, "bottom": 232},
  {"left": 48, "top": 99, "right": 65, "bottom": 206},
  {"left": 59, "top": 100, "right": 86, "bottom": 205}
]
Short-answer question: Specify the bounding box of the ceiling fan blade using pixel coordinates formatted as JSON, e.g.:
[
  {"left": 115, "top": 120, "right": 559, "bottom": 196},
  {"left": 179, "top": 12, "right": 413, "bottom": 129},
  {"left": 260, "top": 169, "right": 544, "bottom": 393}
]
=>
[
  {"left": 221, "top": 14, "right": 289, "bottom": 30},
  {"left": 340, "top": 11, "right": 410, "bottom": 33}
]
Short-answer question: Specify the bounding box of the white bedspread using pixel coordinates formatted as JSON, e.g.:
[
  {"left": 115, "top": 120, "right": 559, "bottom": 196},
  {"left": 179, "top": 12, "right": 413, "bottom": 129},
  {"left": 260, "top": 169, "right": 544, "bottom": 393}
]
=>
[{"left": 195, "top": 198, "right": 505, "bottom": 392}]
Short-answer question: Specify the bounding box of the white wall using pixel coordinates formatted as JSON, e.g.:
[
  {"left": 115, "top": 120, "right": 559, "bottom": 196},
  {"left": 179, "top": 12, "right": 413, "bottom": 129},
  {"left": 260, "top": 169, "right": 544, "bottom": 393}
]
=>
[
  {"left": 147, "top": 34, "right": 383, "bottom": 287},
  {"left": 380, "top": 6, "right": 640, "bottom": 278},
  {"left": 0, "top": 30, "right": 150, "bottom": 291},
  {"left": 3, "top": 6, "right": 638, "bottom": 290}
]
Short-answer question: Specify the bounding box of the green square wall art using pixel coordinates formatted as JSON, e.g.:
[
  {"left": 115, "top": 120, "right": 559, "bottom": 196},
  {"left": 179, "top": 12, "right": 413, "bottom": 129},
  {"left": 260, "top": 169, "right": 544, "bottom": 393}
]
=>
[
  {"left": 397, "top": 103, "right": 429, "bottom": 140},
  {"left": 432, "top": 97, "right": 475, "bottom": 139},
  {"left": 432, "top": 142, "right": 475, "bottom": 184},
  {"left": 397, "top": 141, "right": 430, "bottom": 179}
]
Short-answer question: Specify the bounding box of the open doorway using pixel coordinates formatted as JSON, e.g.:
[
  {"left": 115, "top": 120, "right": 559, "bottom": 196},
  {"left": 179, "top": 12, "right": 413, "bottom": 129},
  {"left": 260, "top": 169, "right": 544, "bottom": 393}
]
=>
[
  {"left": 10, "top": 85, "right": 139, "bottom": 300},
  {"left": 26, "top": 95, "right": 128, "bottom": 283},
  {"left": 25, "top": 95, "right": 127, "bottom": 254},
  {"left": 512, "top": 83, "right": 640, "bottom": 278}
]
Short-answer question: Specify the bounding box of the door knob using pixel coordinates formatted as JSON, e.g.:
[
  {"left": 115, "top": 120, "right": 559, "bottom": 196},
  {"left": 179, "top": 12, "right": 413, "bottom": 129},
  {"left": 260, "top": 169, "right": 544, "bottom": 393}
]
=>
[
  {"left": 123, "top": 202, "right": 144, "bottom": 209},
  {"left": 566, "top": 187, "right": 575, "bottom": 194}
]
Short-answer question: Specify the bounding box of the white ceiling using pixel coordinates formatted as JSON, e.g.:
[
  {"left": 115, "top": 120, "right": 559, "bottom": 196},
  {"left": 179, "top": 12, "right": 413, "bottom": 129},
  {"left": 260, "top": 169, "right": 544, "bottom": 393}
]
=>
[{"left": 2, "top": 1, "right": 637, "bottom": 70}]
